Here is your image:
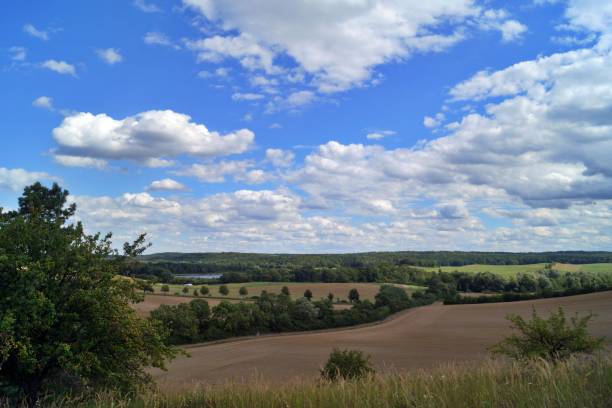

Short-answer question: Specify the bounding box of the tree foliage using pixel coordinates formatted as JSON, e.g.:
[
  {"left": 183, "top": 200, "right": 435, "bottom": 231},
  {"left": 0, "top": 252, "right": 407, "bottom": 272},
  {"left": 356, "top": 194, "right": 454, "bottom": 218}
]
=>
[
  {"left": 490, "top": 307, "right": 605, "bottom": 361},
  {"left": 303, "top": 289, "right": 313, "bottom": 300},
  {"left": 0, "top": 183, "right": 176, "bottom": 399}
]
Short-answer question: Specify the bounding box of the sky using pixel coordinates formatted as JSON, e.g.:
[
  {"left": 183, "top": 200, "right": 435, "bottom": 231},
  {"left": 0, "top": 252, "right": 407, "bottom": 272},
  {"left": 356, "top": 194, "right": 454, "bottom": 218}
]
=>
[{"left": 1, "top": 0, "right": 611, "bottom": 253}]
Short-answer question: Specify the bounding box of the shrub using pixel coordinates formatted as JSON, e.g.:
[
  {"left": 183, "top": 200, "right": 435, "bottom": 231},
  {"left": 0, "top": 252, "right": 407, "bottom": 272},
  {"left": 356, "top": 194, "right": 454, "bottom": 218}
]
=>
[
  {"left": 200, "top": 286, "right": 210, "bottom": 296},
  {"left": 304, "top": 289, "right": 313, "bottom": 300},
  {"left": 375, "top": 285, "right": 412, "bottom": 312},
  {"left": 219, "top": 285, "right": 229, "bottom": 296},
  {"left": 320, "top": 349, "right": 374, "bottom": 381},
  {"left": 490, "top": 307, "right": 605, "bottom": 361},
  {"left": 281, "top": 286, "right": 290, "bottom": 296},
  {"left": 193, "top": 289, "right": 199, "bottom": 296},
  {"left": 348, "top": 288, "right": 360, "bottom": 303},
  {"left": 182, "top": 286, "right": 189, "bottom": 294},
  {"left": 239, "top": 286, "right": 248, "bottom": 297},
  {"left": 161, "top": 284, "right": 170, "bottom": 294}
]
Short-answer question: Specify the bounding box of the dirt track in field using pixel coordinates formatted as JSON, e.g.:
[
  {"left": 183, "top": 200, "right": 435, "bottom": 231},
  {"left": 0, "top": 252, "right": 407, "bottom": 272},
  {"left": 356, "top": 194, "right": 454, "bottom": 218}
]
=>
[{"left": 153, "top": 291, "right": 612, "bottom": 389}]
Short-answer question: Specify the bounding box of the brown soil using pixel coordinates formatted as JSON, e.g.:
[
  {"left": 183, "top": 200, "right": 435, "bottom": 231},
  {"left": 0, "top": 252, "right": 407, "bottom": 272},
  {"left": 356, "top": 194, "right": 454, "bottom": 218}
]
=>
[{"left": 153, "top": 291, "right": 612, "bottom": 389}]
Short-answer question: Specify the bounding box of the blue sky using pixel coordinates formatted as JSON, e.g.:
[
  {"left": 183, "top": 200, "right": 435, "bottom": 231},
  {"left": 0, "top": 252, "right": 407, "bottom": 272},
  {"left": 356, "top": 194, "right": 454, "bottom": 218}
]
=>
[{"left": 1, "top": 0, "right": 611, "bottom": 253}]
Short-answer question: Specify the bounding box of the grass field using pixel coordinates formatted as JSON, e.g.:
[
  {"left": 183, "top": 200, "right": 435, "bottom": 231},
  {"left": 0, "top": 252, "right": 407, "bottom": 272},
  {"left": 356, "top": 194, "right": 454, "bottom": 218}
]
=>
[
  {"left": 152, "top": 291, "right": 612, "bottom": 388},
  {"left": 152, "top": 282, "right": 425, "bottom": 302},
  {"left": 64, "top": 357, "right": 612, "bottom": 408},
  {"left": 417, "top": 262, "right": 612, "bottom": 277}
]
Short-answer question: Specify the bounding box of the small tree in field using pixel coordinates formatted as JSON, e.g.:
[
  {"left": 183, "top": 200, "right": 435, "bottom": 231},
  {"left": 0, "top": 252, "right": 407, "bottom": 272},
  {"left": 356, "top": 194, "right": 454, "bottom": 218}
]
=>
[
  {"left": 304, "top": 289, "right": 313, "bottom": 300},
  {"left": 490, "top": 307, "right": 605, "bottom": 362},
  {"left": 200, "top": 286, "right": 209, "bottom": 296},
  {"left": 281, "top": 286, "right": 290, "bottom": 296},
  {"left": 182, "top": 286, "right": 189, "bottom": 294},
  {"left": 193, "top": 289, "right": 199, "bottom": 297},
  {"left": 348, "top": 288, "right": 360, "bottom": 303},
  {"left": 320, "top": 349, "right": 374, "bottom": 381},
  {"left": 161, "top": 284, "right": 170, "bottom": 295},
  {"left": 327, "top": 292, "right": 334, "bottom": 302},
  {"left": 219, "top": 285, "right": 229, "bottom": 296},
  {"left": 239, "top": 286, "right": 248, "bottom": 298}
]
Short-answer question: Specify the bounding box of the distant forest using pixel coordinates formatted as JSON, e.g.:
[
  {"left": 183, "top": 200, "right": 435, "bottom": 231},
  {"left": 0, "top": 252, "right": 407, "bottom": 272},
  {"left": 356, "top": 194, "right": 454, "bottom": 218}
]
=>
[
  {"left": 140, "top": 251, "right": 612, "bottom": 268},
  {"left": 129, "top": 251, "right": 612, "bottom": 284}
]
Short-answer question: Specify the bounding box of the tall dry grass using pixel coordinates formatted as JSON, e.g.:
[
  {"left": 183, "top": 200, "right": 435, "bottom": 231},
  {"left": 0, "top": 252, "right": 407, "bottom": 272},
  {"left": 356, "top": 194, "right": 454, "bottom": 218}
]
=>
[{"left": 6, "top": 356, "right": 612, "bottom": 408}]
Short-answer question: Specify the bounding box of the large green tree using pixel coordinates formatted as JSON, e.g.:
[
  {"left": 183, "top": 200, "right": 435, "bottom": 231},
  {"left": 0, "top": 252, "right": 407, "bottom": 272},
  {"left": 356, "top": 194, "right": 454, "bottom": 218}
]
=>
[{"left": 0, "top": 183, "right": 176, "bottom": 400}]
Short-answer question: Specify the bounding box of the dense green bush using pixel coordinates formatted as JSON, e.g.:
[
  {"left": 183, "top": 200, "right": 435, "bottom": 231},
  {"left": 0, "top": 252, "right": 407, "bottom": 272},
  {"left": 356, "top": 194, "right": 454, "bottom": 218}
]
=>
[
  {"left": 491, "top": 307, "right": 605, "bottom": 361},
  {"left": 320, "top": 349, "right": 374, "bottom": 381}
]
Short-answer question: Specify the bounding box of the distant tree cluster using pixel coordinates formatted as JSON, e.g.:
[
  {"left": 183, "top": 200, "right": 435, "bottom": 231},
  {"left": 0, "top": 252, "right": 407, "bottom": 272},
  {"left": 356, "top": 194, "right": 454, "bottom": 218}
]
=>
[
  {"left": 150, "top": 285, "right": 434, "bottom": 345},
  {"left": 428, "top": 270, "right": 612, "bottom": 303}
]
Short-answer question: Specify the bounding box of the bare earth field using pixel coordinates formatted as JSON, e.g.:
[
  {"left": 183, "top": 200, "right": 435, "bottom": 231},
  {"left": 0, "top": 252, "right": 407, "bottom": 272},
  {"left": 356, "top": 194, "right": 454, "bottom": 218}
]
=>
[{"left": 153, "top": 291, "right": 612, "bottom": 390}]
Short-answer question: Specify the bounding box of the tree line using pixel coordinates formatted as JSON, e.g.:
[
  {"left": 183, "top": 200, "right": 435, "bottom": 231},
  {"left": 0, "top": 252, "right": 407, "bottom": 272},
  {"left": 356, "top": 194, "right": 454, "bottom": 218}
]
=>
[{"left": 149, "top": 285, "right": 436, "bottom": 345}]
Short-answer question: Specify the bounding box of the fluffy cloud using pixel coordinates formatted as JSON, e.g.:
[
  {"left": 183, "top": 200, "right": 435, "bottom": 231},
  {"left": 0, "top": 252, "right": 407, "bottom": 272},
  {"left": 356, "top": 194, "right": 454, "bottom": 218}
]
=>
[
  {"left": 183, "top": 0, "right": 524, "bottom": 93},
  {"left": 423, "top": 114, "right": 445, "bottom": 128},
  {"left": 23, "top": 24, "right": 48, "bottom": 41},
  {"left": 143, "top": 32, "right": 179, "bottom": 49},
  {"left": 266, "top": 148, "right": 294, "bottom": 167},
  {"left": 53, "top": 155, "right": 107, "bottom": 169},
  {"left": 96, "top": 48, "right": 123, "bottom": 65},
  {"left": 42, "top": 60, "right": 76, "bottom": 76},
  {"left": 285, "top": 4, "right": 612, "bottom": 224},
  {"left": 147, "top": 178, "right": 188, "bottom": 191},
  {"left": 51, "top": 110, "right": 254, "bottom": 167},
  {"left": 185, "top": 33, "right": 279, "bottom": 74},
  {"left": 477, "top": 9, "right": 527, "bottom": 43},
  {"left": 173, "top": 160, "right": 271, "bottom": 184},
  {"left": 32, "top": 96, "right": 53, "bottom": 110},
  {"left": 0, "top": 168, "right": 55, "bottom": 192}
]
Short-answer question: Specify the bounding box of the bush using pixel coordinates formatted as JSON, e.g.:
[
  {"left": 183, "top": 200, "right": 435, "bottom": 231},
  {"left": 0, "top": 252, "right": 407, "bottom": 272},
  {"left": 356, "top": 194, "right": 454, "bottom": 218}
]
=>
[
  {"left": 239, "top": 286, "right": 248, "bottom": 297},
  {"left": 200, "top": 286, "right": 209, "bottom": 296},
  {"left": 321, "top": 349, "right": 374, "bottom": 381},
  {"left": 161, "top": 284, "right": 170, "bottom": 294},
  {"left": 219, "top": 285, "right": 229, "bottom": 296},
  {"left": 348, "top": 288, "right": 360, "bottom": 303},
  {"left": 375, "top": 285, "right": 412, "bottom": 312},
  {"left": 304, "top": 289, "right": 313, "bottom": 300},
  {"left": 182, "top": 286, "right": 189, "bottom": 294},
  {"left": 490, "top": 307, "right": 605, "bottom": 361}
]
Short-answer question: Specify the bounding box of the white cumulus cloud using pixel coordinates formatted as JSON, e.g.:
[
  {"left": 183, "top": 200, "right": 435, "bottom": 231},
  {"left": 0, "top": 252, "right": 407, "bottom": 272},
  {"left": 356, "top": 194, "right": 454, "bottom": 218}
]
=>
[
  {"left": 51, "top": 110, "right": 255, "bottom": 167},
  {"left": 96, "top": 48, "right": 123, "bottom": 65},
  {"left": 42, "top": 60, "right": 76, "bottom": 76}
]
